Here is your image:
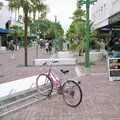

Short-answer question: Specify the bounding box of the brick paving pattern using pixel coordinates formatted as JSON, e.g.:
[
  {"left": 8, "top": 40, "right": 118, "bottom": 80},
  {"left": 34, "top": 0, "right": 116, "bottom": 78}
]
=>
[
  {"left": 0, "top": 47, "right": 52, "bottom": 83},
  {"left": 0, "top": 47, "right": 120, "bottom": 120}
]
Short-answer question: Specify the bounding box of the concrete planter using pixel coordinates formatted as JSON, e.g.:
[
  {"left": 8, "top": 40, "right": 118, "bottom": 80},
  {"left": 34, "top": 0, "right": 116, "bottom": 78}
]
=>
[
  {"left": 0, "top": 47, "right": 6, "bottom": 51},
  {"left": 73, "top": 50, "right": 106, "bottom": 64},
  {"left": 58, "top": 51, "right": 74, "bottom": 58},
  {"left": 33, "top": 51, "right": 76, "bottom": 66}
]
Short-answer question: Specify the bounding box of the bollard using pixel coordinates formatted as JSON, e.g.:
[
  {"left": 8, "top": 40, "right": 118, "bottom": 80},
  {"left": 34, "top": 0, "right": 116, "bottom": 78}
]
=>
[{"left": 0, "top": 64, "right": 4, "bottom": 77}]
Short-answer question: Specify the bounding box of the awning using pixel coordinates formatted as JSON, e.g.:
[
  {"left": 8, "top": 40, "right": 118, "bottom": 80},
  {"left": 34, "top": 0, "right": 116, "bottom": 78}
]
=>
[{"left": 0, "top": 28, "right": 9, "bottom": 34}]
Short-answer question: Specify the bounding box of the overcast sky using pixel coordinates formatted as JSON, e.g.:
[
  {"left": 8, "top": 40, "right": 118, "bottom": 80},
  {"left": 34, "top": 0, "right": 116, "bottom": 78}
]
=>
[
  {"left": 1, "top": 0, "right": 77, "bottom": 31},
  {"left": 45, "top": 0, "right": 77, "bottom": 31}
]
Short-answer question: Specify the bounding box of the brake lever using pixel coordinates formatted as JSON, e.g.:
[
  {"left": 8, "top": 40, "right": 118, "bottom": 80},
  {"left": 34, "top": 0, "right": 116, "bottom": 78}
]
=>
[
  {"left": 52, "top": 60, "right": 59, "bottom": 63},
  {"left": 42, "top": 62, "right": 47, "bottom": 66}
]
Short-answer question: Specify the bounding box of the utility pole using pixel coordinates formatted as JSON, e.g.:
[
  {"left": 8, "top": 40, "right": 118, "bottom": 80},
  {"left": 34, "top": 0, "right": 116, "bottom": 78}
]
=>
[
  {"left": 54, "top": 15, "right": 58, "bottom": 53},
  {"left": 85, "top": 0, "right": 90, "bottom": 68},
  {"left": 81, "top": 0, "right": 97, "bottom": 68}
]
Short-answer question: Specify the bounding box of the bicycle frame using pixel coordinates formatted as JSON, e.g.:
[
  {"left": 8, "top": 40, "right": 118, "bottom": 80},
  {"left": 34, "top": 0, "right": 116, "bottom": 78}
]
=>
[
  {"left": 42, "top": 60, "right": 69, "bottom": 94},
  {"left": 41, "top": 60, "right": 81, "bottom": 94},
  {"left": 42, "top": 61, "right": 62, "bottom": 88},
  {"left": 37, "top": 60, "right": 83, "bottom": 107}
]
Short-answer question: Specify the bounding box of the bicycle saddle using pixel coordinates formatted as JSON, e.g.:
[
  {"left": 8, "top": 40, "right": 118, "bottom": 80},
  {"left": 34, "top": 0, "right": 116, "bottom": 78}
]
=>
[
  {"left": 42, "top": 62, "right": 47, "bottom": 66},
  {"left": 60, "top": 69, "right": 69, "bottom": 74}
]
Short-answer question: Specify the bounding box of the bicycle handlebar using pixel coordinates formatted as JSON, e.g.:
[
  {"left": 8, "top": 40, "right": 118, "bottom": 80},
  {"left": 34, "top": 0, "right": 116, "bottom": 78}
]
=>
[
  {"left": 52, "top": 60, "right": 59, "bottom": 63},
  {"left": 41, "top": 60, "right": 59, "bottom": 66}
]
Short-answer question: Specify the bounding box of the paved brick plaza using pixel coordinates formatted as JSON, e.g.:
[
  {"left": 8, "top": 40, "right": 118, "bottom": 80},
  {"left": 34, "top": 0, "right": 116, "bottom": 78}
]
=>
[{"left": 0, "top": 47, "right": 120, "bottom": 120}]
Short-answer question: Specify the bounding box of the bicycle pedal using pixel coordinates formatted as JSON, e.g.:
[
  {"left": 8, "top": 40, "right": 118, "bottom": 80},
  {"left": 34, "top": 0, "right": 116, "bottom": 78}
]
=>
[
  {"left": 51, "top": 90, "right": 57, "bottom": 96},
  {"left": 57, "top": 86, "right": 63, "bottom": 95},
  {"left": 57, "top": 89, "right": 62, "bottom": 95},
  {"left": 78, "top": 81, "right": 81, "bottom": 84},
  {"left": 47, "top": 94, "right": 52, "bottom": 98}
]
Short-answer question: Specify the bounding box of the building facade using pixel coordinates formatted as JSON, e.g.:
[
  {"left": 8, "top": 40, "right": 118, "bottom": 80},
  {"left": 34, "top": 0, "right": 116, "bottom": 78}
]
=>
[
  {"left": 0, "top": 0, "right": 23, "bottom": 48},
  {"left": 0, "top": 1, "right": 23, "bottom": 29},
  {"left": 90, "top": 0, "right": 120, "bottom": 39}
]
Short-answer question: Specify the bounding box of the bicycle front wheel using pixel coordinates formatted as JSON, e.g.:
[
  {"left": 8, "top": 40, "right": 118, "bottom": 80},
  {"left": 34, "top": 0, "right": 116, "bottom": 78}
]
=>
[
  {"left": 62, "top": 80, "right": 82, "bottom": 107},
  {"left": 36, "top": 73, "right": 53, "bottom": 96}
]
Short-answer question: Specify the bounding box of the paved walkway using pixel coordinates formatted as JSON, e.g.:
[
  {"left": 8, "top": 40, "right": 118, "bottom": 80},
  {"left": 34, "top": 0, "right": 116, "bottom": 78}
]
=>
[
  {"left": 0, "top": 46, "right": 52, "bottom": 83},
  {"left": 0, "top": 47, "right": 120, "bottom": 120},
  {"left": 0, "top": 48, "right": 77, "bottom": 99}
]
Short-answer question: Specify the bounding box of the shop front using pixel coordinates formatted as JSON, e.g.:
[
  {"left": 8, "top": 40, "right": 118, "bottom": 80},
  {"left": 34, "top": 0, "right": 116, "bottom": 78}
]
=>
[
  {"left": 107, "top": 12, "right": 120, "bottom": 81},
  {"left": 0, "top": 28, "right": 9, "bottom": 49}
]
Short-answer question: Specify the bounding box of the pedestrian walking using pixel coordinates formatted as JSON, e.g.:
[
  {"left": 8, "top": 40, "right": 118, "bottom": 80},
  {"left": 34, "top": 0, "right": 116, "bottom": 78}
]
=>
[
  {"left": 45, "top": 41, "right": 49, "bottom": 53},
  {"left": 111, "top": 37, "right": 120, "bottom": 57},
  {"left": 14, "top": 38, "right": 20, "bottom": 51},
  {"left": 9, "top": 40, "right": 15, "bottom": 59},
  {"left": 105, "top": 37, "right": 120, "bottom": 57},
  {"left": 48, "top": 40, "right": 53, "bottom": 52}
]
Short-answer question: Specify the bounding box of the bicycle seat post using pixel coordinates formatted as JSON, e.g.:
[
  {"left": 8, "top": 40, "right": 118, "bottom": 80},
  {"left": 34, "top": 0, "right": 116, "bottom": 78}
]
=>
[
  {"left": 47, "top": 60, "right": 52, "bottom": 76},
  {"left": 59, "top": 70, "right": 68, "bottom": 85}
]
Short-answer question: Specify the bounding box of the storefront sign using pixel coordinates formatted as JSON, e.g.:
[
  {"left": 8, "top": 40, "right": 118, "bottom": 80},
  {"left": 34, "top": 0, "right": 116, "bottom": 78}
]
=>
[{"left": 109, "top": 58, "right": 120, "bottom": 77}]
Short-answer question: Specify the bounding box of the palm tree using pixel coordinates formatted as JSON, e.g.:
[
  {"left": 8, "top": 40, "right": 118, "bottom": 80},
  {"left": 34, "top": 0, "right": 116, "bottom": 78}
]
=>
[
  {"left": 31, "top": 5, "right": 37, "bottom": 21},
  {"left": 38, "top": 3, "right": 48, "bottom": 20},
  {"left": 66, "top": 0, "right": 86, "bottom": 55},
  {"left": 9, "top": 0, "right": 20, "bottom": 21},
  {"left": 30, "top": 1, "right": 48, "bottom": 22},
  {"left": 8, "top": 0, "right": 46, "bottom": 66}
]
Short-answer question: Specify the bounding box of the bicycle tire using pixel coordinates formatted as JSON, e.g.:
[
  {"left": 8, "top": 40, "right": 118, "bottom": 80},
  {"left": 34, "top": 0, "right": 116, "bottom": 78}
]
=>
[
  {"left": 62, "top": 80, "right": 82, "bottom": 107},
  {"left": 36, "top": 73, "right": 53, "bottom": 96}
]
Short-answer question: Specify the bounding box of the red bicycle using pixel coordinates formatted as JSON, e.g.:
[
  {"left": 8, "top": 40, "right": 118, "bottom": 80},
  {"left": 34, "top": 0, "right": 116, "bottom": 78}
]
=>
[{"left": 36, "top": 61, "right": 82, "bottom": 107}]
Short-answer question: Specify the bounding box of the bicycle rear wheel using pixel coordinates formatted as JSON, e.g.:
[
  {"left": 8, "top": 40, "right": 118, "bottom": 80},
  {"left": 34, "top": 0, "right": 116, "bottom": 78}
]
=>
[
  {"left": 62, "top": 80, "right": 82, "bottom": 107},
  {"left": 36, "top": 73, "right": 53, "bottom": 96}
]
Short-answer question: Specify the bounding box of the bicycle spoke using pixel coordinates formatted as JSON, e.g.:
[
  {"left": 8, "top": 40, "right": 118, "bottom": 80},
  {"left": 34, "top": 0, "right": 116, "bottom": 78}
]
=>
[
  {"left": 36, "top": 74, "right": 53, "bottom": 96},
  {"left": 62, "top": 80, "right": 82, "bottom": 107}
]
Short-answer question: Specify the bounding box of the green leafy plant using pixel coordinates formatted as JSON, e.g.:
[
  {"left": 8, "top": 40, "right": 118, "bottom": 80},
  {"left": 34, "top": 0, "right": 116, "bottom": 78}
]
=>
[
  {"left": 8, "top": 0, "right": 48, "bottom": 66},
  {"left": 30, "top": 19, "right": 64, "bottom": 39},
  {"left": 66, "top": 1, "right": 86, "bottom": 55}
]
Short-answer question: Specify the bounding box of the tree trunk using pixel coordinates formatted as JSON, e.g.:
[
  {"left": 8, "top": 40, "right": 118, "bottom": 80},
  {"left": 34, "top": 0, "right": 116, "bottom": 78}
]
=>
[
  {"left": 24, "top": 12, "right": 28, "bottom": 66},
  {"left": 33, "top": 11, "right": 36, "bottom": 22},
  {"left": 15, "top": 11, "right": 17, "bottom": 21},
  {"left": 17, "top": 8, "right": 19, "bottom": 21}
]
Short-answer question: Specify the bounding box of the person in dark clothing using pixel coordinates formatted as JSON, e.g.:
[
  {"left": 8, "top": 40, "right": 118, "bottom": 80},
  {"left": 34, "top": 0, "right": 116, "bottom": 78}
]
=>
[
  {"left": 105, "top": 37, "right": 120, "bottom": 57},
  {"left": 9, "top": 40, "right": 15, "bottom": 59},
  {"left": 48, "top": 40, "right": 52, "bottom": 52},
  {"left": 105, "top": 37, "right": 114, "bottom": 52},
  {"left": 111, "top": 38, "right": 120, "bottom": 57}
]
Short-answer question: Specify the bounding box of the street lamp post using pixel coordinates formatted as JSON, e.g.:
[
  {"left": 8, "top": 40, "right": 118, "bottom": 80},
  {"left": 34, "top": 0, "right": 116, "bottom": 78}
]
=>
[
  {"left": 81, "top": 0, "right": 97, "bottom": 68},
  {"left": 85, "top": 0, "right": 90, "bottom": 68}
]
